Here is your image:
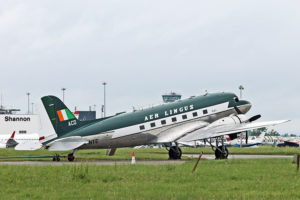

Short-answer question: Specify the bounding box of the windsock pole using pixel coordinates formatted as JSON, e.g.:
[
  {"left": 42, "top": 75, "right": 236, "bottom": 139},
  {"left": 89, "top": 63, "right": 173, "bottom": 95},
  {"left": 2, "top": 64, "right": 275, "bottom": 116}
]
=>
[{"left": 131, "top": 152, "right": 136, "bottom": 164}]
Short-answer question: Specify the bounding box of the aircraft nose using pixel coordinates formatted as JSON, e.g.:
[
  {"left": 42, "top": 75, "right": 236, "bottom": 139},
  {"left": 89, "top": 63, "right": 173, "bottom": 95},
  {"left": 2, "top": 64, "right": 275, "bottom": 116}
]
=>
[{"left": 239, "top": 100, "right": 252, "bottom": 114}]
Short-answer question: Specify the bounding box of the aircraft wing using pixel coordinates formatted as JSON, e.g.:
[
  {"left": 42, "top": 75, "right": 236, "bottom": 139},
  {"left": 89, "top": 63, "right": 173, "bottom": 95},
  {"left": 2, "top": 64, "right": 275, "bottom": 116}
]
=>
[
  {"left": 15, "top": 141, "right": 42, "bottom": 151},
  {"left": 178, "top": 120, "right": 289, "bottom": 142},
  {"left": 153, "top": 121, "right": 209, "bottom": 143},
  {"left": 47, "top": 136, "right": 88, "bottom": 151}
]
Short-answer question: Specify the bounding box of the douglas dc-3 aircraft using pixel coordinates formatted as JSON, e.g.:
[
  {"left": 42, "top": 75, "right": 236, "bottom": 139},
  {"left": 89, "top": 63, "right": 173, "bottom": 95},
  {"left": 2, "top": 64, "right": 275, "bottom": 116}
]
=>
[{"left": 29, "top": 92, "right": 288, "bottom": 161}]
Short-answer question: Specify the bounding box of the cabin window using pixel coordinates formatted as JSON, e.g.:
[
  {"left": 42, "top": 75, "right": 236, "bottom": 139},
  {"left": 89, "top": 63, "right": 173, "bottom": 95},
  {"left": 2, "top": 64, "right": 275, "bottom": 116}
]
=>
[
  {"left": 139, "top": 125, "right": 145, "bottom": 130},
  {"left": 203, "top": 110, "right": 208, "bottom": 115},
  {"left": 150, "top": 122, "right": 156, "bottom": 127},
  {"left": 182, "top": 115, "right": 187, "bottom": 120},
  {"left": 192, "top": 112, "right": 198, "bottom": 117},
  {"left": 172, "top": 117, "right": 177, "bottom": 122},
  {"left": 234, "top": 97, "right": 239, "bottom": 102},
  {"left": 161, "top": 120, "right": 166, "bottom": 125}
]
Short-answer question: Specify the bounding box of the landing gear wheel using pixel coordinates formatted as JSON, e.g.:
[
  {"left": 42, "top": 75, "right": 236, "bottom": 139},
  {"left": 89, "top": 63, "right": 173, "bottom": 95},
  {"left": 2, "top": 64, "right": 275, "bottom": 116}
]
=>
[
  {"left": 168, "top": 146, "right": 182, "bottom": 160},
  {"left": 215, "top": 147, "right": 228, "bottom": 160},
  {"left": 68, "top": 153, "right": 75, "bottom": 162}
]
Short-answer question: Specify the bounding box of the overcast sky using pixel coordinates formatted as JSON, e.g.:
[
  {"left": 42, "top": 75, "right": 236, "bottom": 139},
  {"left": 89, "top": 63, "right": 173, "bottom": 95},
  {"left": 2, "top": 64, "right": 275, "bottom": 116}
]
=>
[{"left": 0, "top": 0, "right": 300, "bottom": 134}]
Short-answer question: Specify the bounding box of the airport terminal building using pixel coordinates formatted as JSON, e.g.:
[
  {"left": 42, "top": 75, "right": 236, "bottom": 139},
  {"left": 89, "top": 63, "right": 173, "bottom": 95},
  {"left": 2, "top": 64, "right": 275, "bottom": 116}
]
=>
[
  {"left": 0, "top": 106, "right": 96, "bottom": 136},
  {"left": 0, "top": 107, "right": 40, "bottom": 136}
]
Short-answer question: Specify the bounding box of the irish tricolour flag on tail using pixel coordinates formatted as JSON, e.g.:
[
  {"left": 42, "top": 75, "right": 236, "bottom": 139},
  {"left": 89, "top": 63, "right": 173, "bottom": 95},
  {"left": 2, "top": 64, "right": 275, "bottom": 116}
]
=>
[{"left": 57, "top": 109, "right": 75, "bottom": 122}]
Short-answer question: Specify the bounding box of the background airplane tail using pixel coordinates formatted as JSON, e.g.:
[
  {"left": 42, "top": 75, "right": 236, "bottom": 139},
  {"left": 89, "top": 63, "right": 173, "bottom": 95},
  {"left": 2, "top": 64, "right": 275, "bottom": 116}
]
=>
[
  {"left": 256, "top": 132, "right": 266, "bottom": 142},
  {"left": 41, "top": 95, "right": 81, "bottom": 138}
]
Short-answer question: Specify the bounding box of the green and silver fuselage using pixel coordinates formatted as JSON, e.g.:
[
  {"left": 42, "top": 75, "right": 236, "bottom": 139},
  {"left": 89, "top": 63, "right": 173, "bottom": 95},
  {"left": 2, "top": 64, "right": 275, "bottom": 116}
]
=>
[{"left": 53, "top": 92, "right": 251, "bottom": 149}]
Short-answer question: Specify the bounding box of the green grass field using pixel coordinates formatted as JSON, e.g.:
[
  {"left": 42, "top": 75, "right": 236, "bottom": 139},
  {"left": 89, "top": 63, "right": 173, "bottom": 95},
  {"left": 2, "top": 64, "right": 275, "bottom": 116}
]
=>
[
  {"left": 0, "top": 146, "right": 299, "bottom": 162},
  {"left": 1, "top": 159, "right": 300, "bottom": 199}
]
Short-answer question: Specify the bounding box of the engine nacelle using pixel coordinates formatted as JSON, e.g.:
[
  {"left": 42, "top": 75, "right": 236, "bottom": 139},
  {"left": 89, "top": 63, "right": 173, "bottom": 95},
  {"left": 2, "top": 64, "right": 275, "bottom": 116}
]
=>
[{"left": 208, "top": 114, "right": 248, "bottom": 128}]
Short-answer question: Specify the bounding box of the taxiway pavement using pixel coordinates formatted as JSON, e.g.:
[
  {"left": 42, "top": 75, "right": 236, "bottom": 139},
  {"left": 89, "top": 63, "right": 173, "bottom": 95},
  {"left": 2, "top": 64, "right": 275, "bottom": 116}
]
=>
[
  {"left": 0, "top": 154, "right": 293, "bottom": 165},
  {"left": 185, "top": 154, "right": 294, "bottom": 160}
]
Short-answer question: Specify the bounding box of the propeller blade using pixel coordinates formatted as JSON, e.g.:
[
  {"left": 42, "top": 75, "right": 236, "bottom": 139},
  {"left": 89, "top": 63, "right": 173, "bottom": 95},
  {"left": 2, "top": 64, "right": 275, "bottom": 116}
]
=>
[
  {"left": 234, "top": 106, "right": 242, "bottom": 115},
  {"left": 248, "top": 114, "right": 261, "bottom": 122}
]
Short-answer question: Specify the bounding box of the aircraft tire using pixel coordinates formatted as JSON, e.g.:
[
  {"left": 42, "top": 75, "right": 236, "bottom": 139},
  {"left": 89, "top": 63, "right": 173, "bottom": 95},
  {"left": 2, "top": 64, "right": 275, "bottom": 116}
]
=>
[
  {"left": 168, "top": 146, "right": 182, "bottom": 160},
  {"left": 68, "top": 154, "right": 75, "bottom": 162},
  {"left": 215, "top": 147, "right": 228, "bottom": 160},
  {"left": 224, "top": 147, "right": 229, "bottom": 158}
]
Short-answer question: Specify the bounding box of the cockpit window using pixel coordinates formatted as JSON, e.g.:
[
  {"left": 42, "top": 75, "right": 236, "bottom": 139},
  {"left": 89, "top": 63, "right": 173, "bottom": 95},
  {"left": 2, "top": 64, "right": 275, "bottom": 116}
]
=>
[{"left": 234, "top": 97, "right": 239, "bottom": 102}]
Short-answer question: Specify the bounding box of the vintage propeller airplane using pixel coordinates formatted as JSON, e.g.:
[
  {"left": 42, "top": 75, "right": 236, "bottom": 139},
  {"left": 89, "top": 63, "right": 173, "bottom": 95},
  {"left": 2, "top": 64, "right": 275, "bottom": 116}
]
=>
[{"left": 24, "top": 92, "right": 288, "bottom": 161}]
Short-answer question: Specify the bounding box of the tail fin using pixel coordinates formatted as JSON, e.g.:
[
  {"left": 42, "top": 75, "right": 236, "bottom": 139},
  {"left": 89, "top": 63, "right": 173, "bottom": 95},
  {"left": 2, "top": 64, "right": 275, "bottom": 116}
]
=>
[
  {"left": 41, "top": 96, "right": 81, "bottom": 137},
  {"left": 6, "top": 131, "right": 18, "bottom": 148},
  {"left": 10, "top": 131, "right": 16, "bottom": 139},
  {"left": 256, "top": 132, "right": 266, "bottom": 142}
]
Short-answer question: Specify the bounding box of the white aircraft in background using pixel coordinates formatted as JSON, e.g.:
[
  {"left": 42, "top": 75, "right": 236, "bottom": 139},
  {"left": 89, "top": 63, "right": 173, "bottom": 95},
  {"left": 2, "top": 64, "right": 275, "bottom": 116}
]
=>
[
  {"left": 178, "top": 140, "right": 210, "bottom": 147},
  {"left": 226, "top": 132, "right": 266, "bottom": 147},
  {"left": 0, "top": 131, "right": 41, "bottom": 150},
  {"left": 278, "top": 138, "right": 300, "bottom": 147},
  {"left": 0, "top": 131, "right": 18, "bottom": 148}
]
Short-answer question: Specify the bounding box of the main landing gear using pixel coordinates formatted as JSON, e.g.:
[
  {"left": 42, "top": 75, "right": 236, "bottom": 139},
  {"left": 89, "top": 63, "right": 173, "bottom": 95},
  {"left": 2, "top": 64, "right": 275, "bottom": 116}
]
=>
[
  {"left": 207, "top": 136, "right": 229, "bottom": 160},
  {"left": 167, "top": 144, "right": 182, "bottom": 160},
  {"left": 214, "top": 146, "right": 228, "bottom": 159}
]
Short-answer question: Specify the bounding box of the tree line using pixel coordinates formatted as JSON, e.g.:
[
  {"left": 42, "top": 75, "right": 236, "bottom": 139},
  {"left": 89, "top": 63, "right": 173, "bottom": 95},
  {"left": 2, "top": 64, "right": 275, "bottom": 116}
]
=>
[{"left": 248, "top": 128, "right": 297, "bottom": 137}]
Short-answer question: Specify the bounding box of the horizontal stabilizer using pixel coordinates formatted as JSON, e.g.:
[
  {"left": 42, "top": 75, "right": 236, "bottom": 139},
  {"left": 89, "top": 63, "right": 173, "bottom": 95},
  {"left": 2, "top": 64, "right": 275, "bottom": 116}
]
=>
[
  {"left": 48, "top": 136, "right": 88, "bottom": 151},
  {"left": 15, "top": 142, "right": 42, "bottom": 151}
]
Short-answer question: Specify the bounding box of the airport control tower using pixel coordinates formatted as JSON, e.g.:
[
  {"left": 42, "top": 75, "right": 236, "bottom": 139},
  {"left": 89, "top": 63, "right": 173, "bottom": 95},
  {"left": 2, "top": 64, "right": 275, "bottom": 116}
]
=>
[{"left": 162, "top": 92, "right": 181, "bottom": 103}]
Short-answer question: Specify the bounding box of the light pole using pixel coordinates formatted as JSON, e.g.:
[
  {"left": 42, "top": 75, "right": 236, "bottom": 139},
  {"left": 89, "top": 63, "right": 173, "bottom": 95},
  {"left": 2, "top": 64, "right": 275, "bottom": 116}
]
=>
[
  {"left": 0, "top": 93, "right": 3, "bottom": 109},
  {"left": 62, "top": 88, "right": 66, "bottom": 103},
  {"left": 31, "top": 102, "right": 34, "bottom": 114},
  {"left": 102, "top": 82, "right": 107, "bottom": 117},
  {"left": 101, "top": 105, "right": 104, "bottom": 118},
  {"left": 239, "top": 85, "right": 244, "bottom": 99},
  {"left": 26, "top": 92, "right": 30, "bottom": 114}
]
